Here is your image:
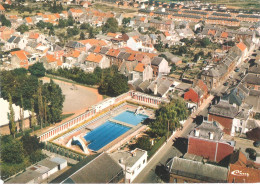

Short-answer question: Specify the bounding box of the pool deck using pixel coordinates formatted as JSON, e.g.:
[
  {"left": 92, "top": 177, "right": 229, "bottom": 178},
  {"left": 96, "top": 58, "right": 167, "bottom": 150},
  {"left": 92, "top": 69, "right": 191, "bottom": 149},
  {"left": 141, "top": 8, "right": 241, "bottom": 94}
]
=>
[{"left": 109, "top": 119, "right": 135, "bottom": 128}]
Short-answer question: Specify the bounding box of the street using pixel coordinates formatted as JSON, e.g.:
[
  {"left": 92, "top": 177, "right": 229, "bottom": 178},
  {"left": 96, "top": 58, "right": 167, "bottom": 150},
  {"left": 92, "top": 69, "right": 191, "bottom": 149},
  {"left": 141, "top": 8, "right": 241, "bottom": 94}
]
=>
[{"left": 133, "top": 95, "right": 214, "bottom": 183}]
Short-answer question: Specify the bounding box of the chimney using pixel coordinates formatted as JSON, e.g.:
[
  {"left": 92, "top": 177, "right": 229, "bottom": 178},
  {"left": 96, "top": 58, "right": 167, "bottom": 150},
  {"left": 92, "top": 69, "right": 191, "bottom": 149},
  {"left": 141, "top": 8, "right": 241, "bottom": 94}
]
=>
[
  {"left": 154, "top": 82, "right": 158, "bottom": 95},
  {"left": 119, "top": 158, "right": 124, "bottom": 164},
  {"left": 195, "top": 129, "right": 200, "bottom": 137},
  {"left": 209, "top": 132, "right": 214, "bottom": 140},
  {"left": 132, "top": 152, "right": 136, "bottom": 157}
]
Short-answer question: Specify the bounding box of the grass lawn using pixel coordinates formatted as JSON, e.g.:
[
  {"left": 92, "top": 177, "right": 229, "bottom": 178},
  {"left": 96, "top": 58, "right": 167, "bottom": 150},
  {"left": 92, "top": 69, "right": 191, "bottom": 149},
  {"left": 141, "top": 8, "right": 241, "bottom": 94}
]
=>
[{"left": 61, "top": 113, "right": 75, "bottom": 121}]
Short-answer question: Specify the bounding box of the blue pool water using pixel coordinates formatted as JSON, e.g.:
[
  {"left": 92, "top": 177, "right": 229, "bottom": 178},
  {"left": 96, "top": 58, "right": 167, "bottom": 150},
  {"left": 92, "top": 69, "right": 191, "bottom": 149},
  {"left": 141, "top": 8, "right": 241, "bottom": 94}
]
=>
[
  {"left": 84, "top": 121, "right": 130, "bottom": 151},
  {"left": 113, "top": 111, "right": 148, "bottom": 126}
]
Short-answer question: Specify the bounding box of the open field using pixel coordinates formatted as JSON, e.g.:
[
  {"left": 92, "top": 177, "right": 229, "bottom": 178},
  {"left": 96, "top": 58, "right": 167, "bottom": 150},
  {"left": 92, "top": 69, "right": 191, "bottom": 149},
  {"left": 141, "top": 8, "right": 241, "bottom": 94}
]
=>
[{"left": 41, "top": 77, "right": 103, "bottom": 114}]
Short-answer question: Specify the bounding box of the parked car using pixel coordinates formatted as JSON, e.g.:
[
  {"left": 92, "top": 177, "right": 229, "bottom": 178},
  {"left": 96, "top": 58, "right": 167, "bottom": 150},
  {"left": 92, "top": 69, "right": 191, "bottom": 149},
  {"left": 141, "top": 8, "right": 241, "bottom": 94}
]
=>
[
  {"left": 245, "top": 148, "right": 256, "bottom": 160},
  {"left": 253, "top": 141, "right": 260, "bottom": 148}
]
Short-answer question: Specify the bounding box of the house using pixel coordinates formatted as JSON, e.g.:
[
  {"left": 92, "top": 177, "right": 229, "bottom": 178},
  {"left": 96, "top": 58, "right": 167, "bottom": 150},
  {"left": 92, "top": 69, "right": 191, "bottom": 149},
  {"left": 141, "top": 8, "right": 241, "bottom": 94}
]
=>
[
  {"left": 184, "top": 80, "right": 208, "bottom": 106},
  {"left": 151, "top": 57, "right": 170, "bottom": 77},
  {"left": 41, "top": 53, "right": 63, "bottom": 70},
  {"left": 131, "top": 63, "right": 153, "bottom": 82},
  {"left": 166, "top": 157, "right": 228, "bottom": 183},
  {"left": 51, "top": 153, "right": 124, "bottom": 183},
  {"left": 10, "top": 50, "right": 30, "bottom": 69},
  {"left": 147, "top": 77, "right": 174, "bottom": 97},
  {"left": 242, "top": 74, "right": 260, "bottom": 91},
  {"left": 118, "top": 60, "right": 138, "bottom": 79},
  {"left": 208, "top": 100, "right": 239, "bottom": 135},
  {"left": 6, "top": 157, "right": 67, "bottom": 184},
  {"left": 110, "top": 148, "right": 147, "bottom": 183},
  {"left": 0, "top": 3, "right": 5, "bottom": 14},
  {"left": 85, "top": 53, "right": 110, "bottom": 70},
  {"left": 4, "top": 35, "right": 28, "bottom": 51},
  {"left": 187, "top": 121, "right": 235, "bottom": 163},
  {"left": 0, "top": 26, "right": 14, "bottom": 41},
  {"left": 68, "top": 8, "right": 84, "bottom": 21}
]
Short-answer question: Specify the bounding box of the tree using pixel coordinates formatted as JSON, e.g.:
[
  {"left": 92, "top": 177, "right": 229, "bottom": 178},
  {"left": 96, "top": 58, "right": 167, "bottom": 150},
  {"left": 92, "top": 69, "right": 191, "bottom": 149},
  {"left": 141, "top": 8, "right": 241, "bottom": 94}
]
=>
[
  {"left": 8, "top": 94, "right": 16, "bottom": 138},
  {"left": 88, "top": 27, "right": 95, "bottom": 39},
  {"left": 135, "top": 136, "right": 151, "bottom": 151},
  {"left": 80, "top": 23, "right": 90, "bottom": 30},
  {"left": 154, "top": 36, "right": 164, "bottom": 52},
  {"left": 1, "top": 137, "right": 25, "bottom": 164},
  {"left": 30, "top": 99, "right": 37, "bottom": 130},
  {"left": 80, "top": 31, "right": 85, "bottom": 40},
  {"left": 107, "top": 74, "right": 129, "bottom": 97},
  {"left": 36, "top": 20, "right": 46, "bottom": 29},
  {"left": 58, "top": 19, "right": 67, "bottom": 28},
  {"left": 149, "top": 98, "right": 189, "bottom": 137},
  {"left": 21, "top": 133, "right": 44, "bottom": 163},
  {"left": 16, "top": 24, "right": 29, "bottom": 34},
  {"left": 28, "top": 62, "right": 46, "bottom": 77},
  {"left": 37, "top": 85, "right": 44, "bottom": 129},
  {"left": 19, "top": 96, "right": 24, "bottom": 133},
  {"left": 177, "top": 46, "right": 188, "bottom": 56},
  {"left": 42, "top": 79, "right": 65, "bottom": 124},
  {"left": 67, "top": 15, "right": 74, "bottom": 26},
  {"left": 200, "top": 37, "right": 211, "bottom": 47},
  {"left": 122, "top": 17, "right": 131, "bottom": 26},
  {"left": 102, "top": 17, "right": 118, "bottom": 33},
  {"left": 0, "top": 15, "right": 11, "bottom": 27},
  {"left": 49, "top": 27, "right": 55, "bottom": 36}
]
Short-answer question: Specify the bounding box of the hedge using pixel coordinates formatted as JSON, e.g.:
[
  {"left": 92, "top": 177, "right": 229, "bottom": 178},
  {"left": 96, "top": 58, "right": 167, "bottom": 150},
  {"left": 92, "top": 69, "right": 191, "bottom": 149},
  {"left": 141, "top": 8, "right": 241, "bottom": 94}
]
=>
[{"left": 148, "top": 136, "right": 166, "bottom": 159}]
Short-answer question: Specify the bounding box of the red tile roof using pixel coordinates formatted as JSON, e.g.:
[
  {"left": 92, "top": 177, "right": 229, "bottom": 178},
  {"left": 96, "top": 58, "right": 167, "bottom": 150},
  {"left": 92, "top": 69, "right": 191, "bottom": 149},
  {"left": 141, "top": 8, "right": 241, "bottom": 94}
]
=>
[
  {"left": 25, "top": 17, "right": 32, "bottom": 23},
  {"left": 208, "top": 29, "right": 216, "bottom": 36},
  {"left": 236, "top": 42, "right": 247, "bottom": 52},
  {"left": 10, "top": 50, "right": 29, "bottom": 61},
  {"left": 220, "top": 32, "right": 228, "bottom": 38},
  {"left": 0, "top": 4, "right": 5, "bottom": 11},
  {"left": 79, "top": 39, "right": 107, "bottom": 46},
  {"left": 134, "top": 63, "right": 145, "bottom": 72},
  {"left": 85, "top": 53, "right": 103, "bottom": 63}
]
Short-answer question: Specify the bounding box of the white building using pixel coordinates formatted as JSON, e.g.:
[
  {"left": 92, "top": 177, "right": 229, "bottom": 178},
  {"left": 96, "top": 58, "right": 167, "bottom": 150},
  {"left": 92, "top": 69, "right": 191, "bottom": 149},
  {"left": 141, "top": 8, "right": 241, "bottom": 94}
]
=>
[
  {"left": 0, "top": 98, "right": 31, "bottom": 127},
  {"left": 110, "top": 148, "right": 148, "bottom": 183},
  {"left": 6, "top": 157, "right": 67, "bottom": 184}
]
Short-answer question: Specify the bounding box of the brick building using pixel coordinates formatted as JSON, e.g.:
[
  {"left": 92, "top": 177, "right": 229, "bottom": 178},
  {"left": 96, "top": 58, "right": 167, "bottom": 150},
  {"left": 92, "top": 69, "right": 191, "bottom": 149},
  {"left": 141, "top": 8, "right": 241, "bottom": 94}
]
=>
[{"left": 187, "top": 121, "right": 235, "bottom": 163}]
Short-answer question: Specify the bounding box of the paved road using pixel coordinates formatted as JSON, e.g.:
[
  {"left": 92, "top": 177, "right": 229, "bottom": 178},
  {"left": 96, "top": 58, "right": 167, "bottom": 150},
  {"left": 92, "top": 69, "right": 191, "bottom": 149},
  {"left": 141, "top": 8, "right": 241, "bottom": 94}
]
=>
[{"left": 133, "top": 95, "right": 214, "bottom": 183}]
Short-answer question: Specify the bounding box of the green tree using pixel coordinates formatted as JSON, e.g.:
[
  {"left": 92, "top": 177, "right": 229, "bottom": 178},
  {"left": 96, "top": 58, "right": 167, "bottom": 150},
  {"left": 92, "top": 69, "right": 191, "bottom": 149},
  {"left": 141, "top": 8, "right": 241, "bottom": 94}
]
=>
[
  {"left": 67, "top": 15, "right": 74, "bottom": 26},
  {"left": 80, "top": 23, "right": 90, "bottom": 30},
  {"left": 8, "top": 94, "right": 16, "bottom": 138},
  {"left": 36, "top": 20, "right": 46, "bottom": 29},
  {"left": 80, "top": 31, "right": 85, "bottom": 40},
  {"left": 122, "top": 17, "right": 131, "bottom": 26},
  {"left": 88, "top": 27, "right": 95, "bottom": 39},
  {"left": 37, "top": 85, "right": 44, "bottom": 129},
  {"left": 107, "top": 74, "right": 129, "bottom": 97},
  {"left": 154, "top": 36, "right": 164, "bottom": 52},
  {"left": 0, "top": 15, "right": 11, "bottom": 27},
  {"left": 28, "top": 62, "right": 46, "bottom": 77},
  {"left": 200, "top": 37, "right": 211, "bottom": 47},
  {"left": 42, "top": 80, "right": 65, "bottom": 124},
  {"left": 102, "top": 17, "right": 118, "bottom": 33},
  {"left": 149, "top": 98, "right": 189, "bottom": 137},
  {"left": 19, "top": 96, "right": 24, "bottom": 133},
  {"left": 58, "top": 19, "right": 67, "bottom": 28},
  {"left": 16, "top": 24, "right": 29, "bottom": 34},
  {"left": 1, "top": 136, "right": 24, "bottom": 164},
  {"left": 30, "top": 99, "right": 37, "bottom": 130},
  {"left": 135, "top": 136, "right": 151, "bottom": 151}
]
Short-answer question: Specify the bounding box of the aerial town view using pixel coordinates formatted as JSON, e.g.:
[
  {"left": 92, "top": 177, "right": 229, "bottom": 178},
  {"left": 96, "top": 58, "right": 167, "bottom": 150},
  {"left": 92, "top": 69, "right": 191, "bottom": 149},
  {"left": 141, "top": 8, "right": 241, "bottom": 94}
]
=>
[{"left": 0, "top": 0, "right": 260, "bottom": 183}]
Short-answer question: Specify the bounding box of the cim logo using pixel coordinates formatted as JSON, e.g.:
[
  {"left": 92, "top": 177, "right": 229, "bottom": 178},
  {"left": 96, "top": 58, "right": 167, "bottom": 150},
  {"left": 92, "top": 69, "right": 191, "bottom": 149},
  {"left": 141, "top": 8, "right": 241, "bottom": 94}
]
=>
[{"left": 231, "top": 170, "right": 249, "bottom": 177}]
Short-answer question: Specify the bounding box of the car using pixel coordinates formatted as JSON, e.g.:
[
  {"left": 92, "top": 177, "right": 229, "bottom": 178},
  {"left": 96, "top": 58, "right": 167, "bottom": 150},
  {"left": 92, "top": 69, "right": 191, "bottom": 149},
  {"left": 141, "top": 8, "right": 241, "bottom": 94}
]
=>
[
  {"left": 235, "top": 68, "right": 240, "bottom": 72},
  {"left": 223, "top": 82, "right": 228, "bottom": 86},
  {"left": 253, "top": 141, "right": 260, "bottom": 148}
]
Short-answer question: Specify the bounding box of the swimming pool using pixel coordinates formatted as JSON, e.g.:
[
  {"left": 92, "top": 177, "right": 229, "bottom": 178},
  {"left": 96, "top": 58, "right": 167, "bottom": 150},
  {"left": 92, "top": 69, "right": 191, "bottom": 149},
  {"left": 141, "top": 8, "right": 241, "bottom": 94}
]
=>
[
  {"left": 84, "top": 121, "right": 130, "bottom": 151},
  {"left": 113, "top": 110, "right": 148, "bottom": 126}
]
